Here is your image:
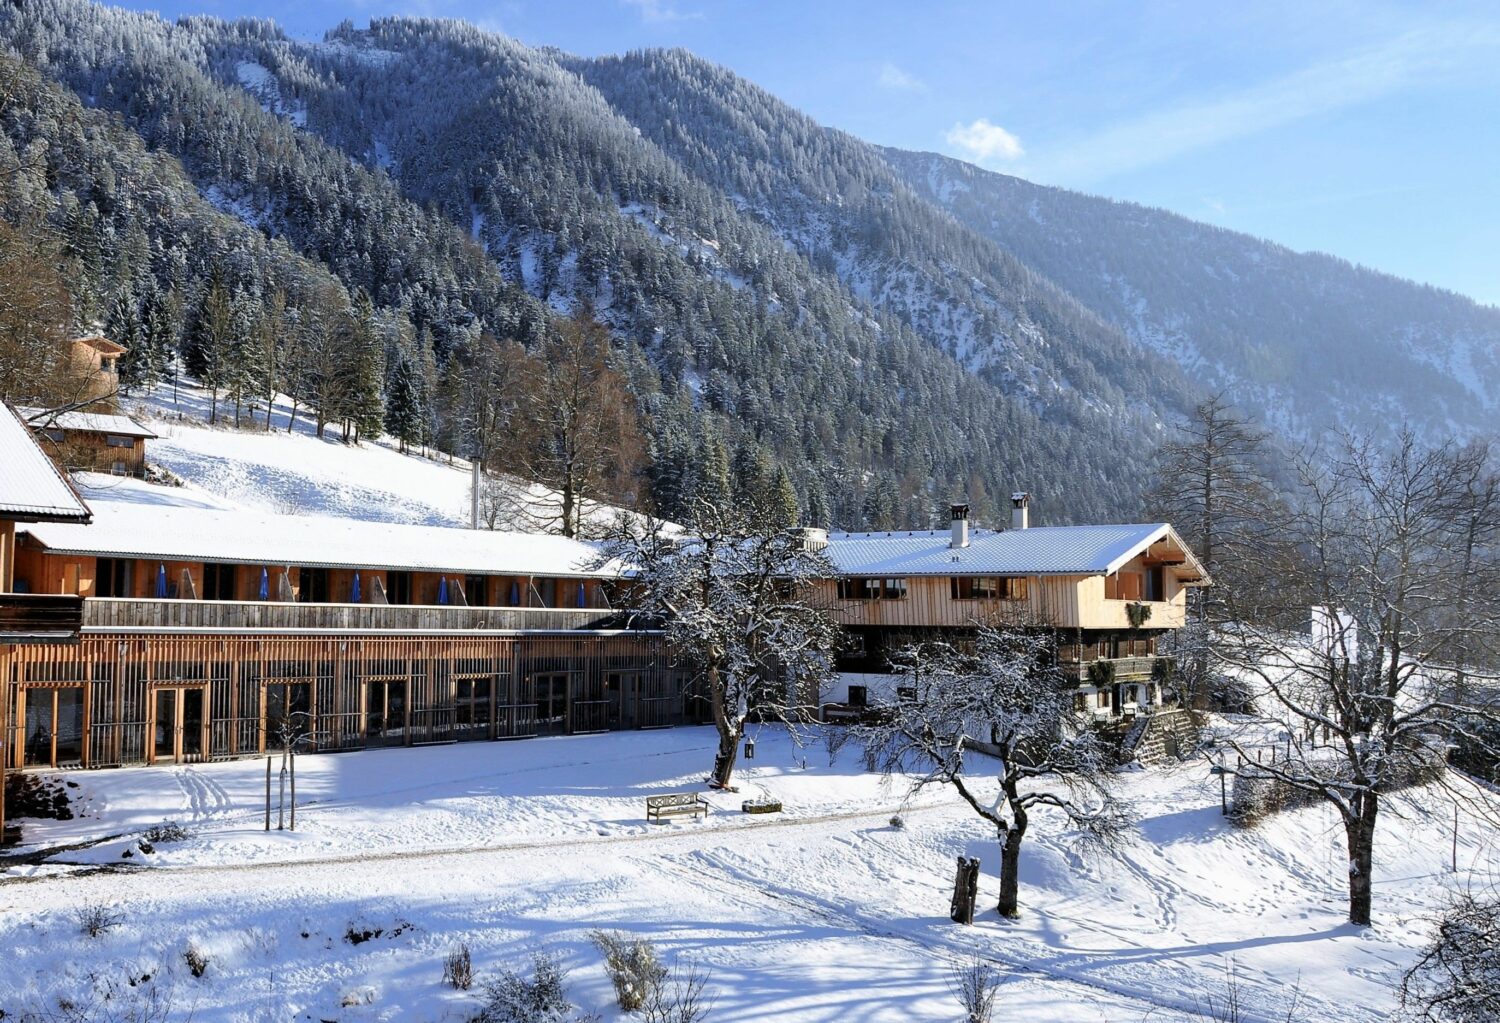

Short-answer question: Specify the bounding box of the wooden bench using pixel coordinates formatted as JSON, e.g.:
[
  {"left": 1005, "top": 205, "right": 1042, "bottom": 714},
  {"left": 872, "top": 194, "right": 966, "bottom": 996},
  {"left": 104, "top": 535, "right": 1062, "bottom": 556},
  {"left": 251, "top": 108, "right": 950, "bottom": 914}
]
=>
[{"left": 646, "top": 792, "right": 709, "bottom": 823}]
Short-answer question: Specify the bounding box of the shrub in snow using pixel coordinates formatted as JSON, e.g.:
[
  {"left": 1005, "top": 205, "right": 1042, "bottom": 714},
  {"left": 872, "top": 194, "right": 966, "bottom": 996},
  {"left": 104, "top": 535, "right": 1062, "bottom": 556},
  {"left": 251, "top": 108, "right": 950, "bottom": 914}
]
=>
[
  {"left": 948, "top": 956, "right": 1000, "bottom": 1023},
  {"left": 888, "top": 815, "right": 905, "bottom": 831},
  {"left": 590, "top": 930, "right": 666, "bottom": 1012},
  {"left": 144, "top": 821, "right": 190, "bottom": 844},
  {"left": 1229, "top": 739, "right": 1448, "bottom": 828},
  {"left": 444, "top": 942, "right": 474, "bottom": 991},
  {"left": 184, "top": 941, "right": 210, "bottom": 979},
  {"left": 1402, "top": 891, "right": 1500, "bottom": 1023},
  {"left": 472, "top": 951, "right": 597, "bottom": 1023},
  {"left": 74, "top": 900, "right": 123, "bottom": 938},
  {"left": 640, "top": 959, "right": 714, "bottom": 1023}
]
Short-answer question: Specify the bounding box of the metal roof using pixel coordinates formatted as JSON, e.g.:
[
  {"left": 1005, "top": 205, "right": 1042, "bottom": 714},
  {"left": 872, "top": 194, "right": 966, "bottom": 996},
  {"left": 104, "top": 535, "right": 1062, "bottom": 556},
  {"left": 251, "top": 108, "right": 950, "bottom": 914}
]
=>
[
  {"left": 17, "top": 406, "right": 158, "bottom": 440},
  {"left": 824, "top": 523, "right": 1207, "bottom": 580},
  {"left": 21, "top": 500, "right": 619, "bottom": 578},
  {"left": 0, "top": 404, "right": 92, "bottom": 523}
]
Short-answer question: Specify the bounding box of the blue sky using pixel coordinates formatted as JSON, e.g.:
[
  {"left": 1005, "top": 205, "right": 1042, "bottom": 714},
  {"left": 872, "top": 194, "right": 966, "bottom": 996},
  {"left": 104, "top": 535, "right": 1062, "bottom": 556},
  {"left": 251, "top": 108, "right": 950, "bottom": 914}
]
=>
[{"left": 119, "top": 0, "right": 1500, "bottom": 306}]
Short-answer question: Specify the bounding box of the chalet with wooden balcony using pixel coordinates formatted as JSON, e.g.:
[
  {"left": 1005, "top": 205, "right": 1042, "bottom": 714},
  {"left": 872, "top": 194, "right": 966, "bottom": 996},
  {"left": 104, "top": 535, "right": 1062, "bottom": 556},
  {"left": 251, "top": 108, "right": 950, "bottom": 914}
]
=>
[
  {"left": 19, "top": 406, "right": 157, "bottom": 478},
  {"left": 817, "top": 495, "right": 1208, "bottom": 721},
  {"left": 0, "top": 403, "right": 92, "bottom": 837}
]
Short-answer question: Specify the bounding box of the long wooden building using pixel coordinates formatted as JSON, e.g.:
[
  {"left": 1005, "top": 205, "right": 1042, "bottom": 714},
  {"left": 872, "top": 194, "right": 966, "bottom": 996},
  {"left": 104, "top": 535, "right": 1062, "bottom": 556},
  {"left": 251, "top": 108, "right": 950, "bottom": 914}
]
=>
[
  {"left": 1, "top": 403, "right": 92, "bottom": 834},
  {"left": 4, "top": 482, "right": 689, "bottom": 776}
]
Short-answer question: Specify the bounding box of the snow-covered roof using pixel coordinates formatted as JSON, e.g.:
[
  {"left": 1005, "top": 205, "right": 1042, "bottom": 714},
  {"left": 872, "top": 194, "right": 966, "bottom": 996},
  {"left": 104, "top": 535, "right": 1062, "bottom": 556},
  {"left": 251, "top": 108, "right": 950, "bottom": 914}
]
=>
[
  {"left": 823, "top": 523, "right": 1208, "bottom": 580},
  {"left": 22, "top": 500, "right": 618, "bottom": 578},
  {"left": 0, "top": 404, "right": 92, "bottom": 523},
  {"left": 18, "top": 407, "right": 157, "bottom": 439}
]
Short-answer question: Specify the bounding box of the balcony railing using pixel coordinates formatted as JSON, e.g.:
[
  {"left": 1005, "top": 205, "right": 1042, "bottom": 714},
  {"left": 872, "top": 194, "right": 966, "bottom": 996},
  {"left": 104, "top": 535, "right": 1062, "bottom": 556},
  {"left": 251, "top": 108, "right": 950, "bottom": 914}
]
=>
[
  {"left": 0, "top": 593, "right": 86, "bottom": 643},
  {"left": 82, "top": 597, "right": 621, "bottom": 633},
  {"left": 1061, "top": 655, "right": 1160, "bottom": 682}
]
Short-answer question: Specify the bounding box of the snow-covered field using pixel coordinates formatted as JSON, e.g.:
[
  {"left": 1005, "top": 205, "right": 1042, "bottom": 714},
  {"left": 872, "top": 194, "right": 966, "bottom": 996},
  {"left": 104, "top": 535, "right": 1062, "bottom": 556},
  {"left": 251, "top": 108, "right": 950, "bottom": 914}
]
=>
[{"left": 3, "top": 728, "right": 1494, "bottom": 1022}]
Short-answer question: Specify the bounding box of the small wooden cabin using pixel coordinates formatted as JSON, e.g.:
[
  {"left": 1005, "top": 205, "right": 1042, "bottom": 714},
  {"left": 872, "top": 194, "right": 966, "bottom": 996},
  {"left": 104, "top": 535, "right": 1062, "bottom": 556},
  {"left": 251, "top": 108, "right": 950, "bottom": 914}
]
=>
[{"left": 19, "top": 407, "right": 157, "bottom": 478}]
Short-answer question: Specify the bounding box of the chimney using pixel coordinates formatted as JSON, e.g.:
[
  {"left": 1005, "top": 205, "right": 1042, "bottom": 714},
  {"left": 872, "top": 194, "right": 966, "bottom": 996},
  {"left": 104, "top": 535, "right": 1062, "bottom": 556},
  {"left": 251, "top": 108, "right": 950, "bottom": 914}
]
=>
[
  {"left": 1011, "top": 492, "right": 1031, "bottom": 530},
  {"left": 950, "top": 503, "right": 970, "bottom": 548}
]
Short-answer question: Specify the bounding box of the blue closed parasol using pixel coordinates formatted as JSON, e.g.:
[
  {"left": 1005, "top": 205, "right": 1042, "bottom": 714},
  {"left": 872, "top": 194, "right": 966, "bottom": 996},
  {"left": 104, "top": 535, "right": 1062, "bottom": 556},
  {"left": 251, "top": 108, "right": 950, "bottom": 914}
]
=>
[
  {"left": 155, "top": 563, "right": 168, "bottom": 598},
  {"left": 438, "top": 576, "right": 449, "bottom": 605},
  {"left": 351, "top": 572, "right": 362, "bottom": 604},
  {"left": 258, "top": 567, "right": 269, "bottom": 601}
]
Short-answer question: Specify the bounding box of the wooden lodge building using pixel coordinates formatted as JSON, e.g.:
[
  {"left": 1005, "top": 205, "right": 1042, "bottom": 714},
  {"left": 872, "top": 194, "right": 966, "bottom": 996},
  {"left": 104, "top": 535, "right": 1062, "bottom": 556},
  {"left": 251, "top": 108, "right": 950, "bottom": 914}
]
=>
[
  {"left": 3, "top": 483, "right": 687, "bottom": 775},
  {"left": 1, "top": 403, "right": 93, "bottom": 835},
  {"left": 817, "top": 496, "right": 1209, "bottom": 721}
]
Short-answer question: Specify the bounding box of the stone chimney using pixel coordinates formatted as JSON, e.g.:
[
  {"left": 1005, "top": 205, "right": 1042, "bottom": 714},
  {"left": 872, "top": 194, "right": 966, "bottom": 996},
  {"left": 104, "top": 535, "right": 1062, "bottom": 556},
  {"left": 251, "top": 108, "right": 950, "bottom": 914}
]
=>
[
  {"left": 950, "top": 503, "right": 970, "bottom": 548},
  {"left": 1011, "top": 492, "right": 1031, "bottom": 530}
]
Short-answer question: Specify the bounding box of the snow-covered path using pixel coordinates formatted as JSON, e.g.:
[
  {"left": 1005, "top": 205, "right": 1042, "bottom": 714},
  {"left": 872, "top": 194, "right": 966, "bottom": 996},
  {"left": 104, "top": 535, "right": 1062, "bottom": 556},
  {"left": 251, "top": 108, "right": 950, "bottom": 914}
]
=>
[{"left": 3, "top": 729, "right": 1492, "bottom": 1022}]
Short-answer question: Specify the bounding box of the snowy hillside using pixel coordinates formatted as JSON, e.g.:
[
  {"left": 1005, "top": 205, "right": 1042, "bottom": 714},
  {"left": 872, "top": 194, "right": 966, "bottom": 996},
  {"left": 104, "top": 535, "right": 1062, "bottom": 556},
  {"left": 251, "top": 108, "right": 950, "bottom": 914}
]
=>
[
  {"left": 3, "top": 729, "right": 1493, "bottom": 1021},
  {"left": 101, "top": 379, "right": 637, "bottom": 533}
]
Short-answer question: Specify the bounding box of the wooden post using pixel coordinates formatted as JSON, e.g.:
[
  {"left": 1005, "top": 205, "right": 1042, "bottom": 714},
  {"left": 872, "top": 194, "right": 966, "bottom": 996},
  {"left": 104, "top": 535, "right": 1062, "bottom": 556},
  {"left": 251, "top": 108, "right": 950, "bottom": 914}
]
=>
[
  {"left": 278, "top": 747, "right": 286, "bottom": 831},
  {"left": 264, "top": 756, "right": 271, "bottom": 831},
  {"left": 289, "top": 749, "right": 296, "bottom": 832}
]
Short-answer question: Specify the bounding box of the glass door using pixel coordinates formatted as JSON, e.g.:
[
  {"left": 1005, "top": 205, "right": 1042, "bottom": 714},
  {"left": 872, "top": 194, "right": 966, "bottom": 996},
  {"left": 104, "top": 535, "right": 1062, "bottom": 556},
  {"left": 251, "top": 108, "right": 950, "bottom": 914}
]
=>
[
  {"left": 22, "top": 687, "right": 86, "bottom": 768},
  {"left": 365, "top": 680, "right": 409, "bottom": 747},
  {"left": 151, "top": 687, "right": 210, "bottom": 764},
  {"left": 263, "top": 682, "right": 313, "bottom": 752}
]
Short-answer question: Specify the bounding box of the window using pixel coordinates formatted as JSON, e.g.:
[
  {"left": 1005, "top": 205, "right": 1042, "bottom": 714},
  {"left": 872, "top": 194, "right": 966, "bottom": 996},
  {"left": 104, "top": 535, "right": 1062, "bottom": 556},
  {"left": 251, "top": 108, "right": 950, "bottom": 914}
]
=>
[
  {"left": 896, "top": 686, "right": 918, "bottom": 704},
  {"left": 1146, "top": 566, "right": 1166, "bottom": 601},
  {"left": 95, "top": 557, "right": 131, "bottom": 598},
  {"left": 202, "top": 563, "right": 237, "bottom": 601},
  {"left": 106, "top": 435, "right": 135, "bottom": 449},
  {"left": 386, "top": 570, "right": 412, "bottom": 605},
  {"left": 837, "top": 577, "right": 907, "bottom": 600},
  {"left": 100, "top": 357, "right": 116, "bottom": 374},
  {"left": 843, "top": 632, "right": 868, "bottom": 658},
  {"left": 537, "top": 578, "right": 558, "bottom": 608},
  {"left": 847, "top": 685, "right": 868, "bottom": 708},
  {"left": 110, "top": 461, "right": 128, "bottom": 476},
  {"left": 951, "top": 576, "right": 1029, "bottom": 600},
  {"left": 532, "top": 673, "right": 571, "bottom": 731},
  {"left": 42, "top": 428, "right": 64, "bottom": 443}
]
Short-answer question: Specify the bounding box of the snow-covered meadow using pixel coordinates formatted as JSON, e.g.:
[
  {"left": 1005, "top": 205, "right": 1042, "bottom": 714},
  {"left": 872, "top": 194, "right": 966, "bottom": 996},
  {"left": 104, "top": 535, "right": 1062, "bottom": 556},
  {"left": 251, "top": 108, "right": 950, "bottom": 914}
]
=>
[{"left": 3, "top": 728, "right": 1494, "bottom": 1022}]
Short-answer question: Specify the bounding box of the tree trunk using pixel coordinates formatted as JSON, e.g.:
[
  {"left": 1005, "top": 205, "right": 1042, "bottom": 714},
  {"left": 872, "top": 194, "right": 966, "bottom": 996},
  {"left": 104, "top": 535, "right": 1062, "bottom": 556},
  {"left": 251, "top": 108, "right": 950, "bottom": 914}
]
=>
[
  {"left": 708, "top": 663, "right": 738, "bottom": 788},
  {"left": 1344, "top": 796, "right": 1378, "bottom": 926},
  {"left": 997, "top": 825, "right": 1024, "bottom": 918},
  {"left": 710, "top": 726, "right": 739, "bottom": 789}
]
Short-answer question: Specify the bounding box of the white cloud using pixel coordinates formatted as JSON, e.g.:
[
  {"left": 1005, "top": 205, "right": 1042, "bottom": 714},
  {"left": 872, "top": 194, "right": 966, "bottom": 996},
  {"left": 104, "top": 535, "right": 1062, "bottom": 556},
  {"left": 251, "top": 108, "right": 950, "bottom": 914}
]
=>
[
  {"left": 945, "top": 118, "right": 1025, "bottom": 163},
  {"left": 1034, "top": 21, "right": 1500, "bottom": 185},
  {"left": 621, "top": 0, "right": 700, "bottom": 23},
  {"left": 878, "top": 62, "right": 926, "bottom": 93}
]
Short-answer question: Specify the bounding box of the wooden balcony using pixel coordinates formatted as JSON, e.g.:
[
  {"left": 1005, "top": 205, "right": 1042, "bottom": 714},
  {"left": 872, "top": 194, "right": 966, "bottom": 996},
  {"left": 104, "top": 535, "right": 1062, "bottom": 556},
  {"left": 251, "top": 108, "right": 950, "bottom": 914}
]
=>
[
  {"left": 0, "top": 593, "right": 86, "bottom": 643},
  {"left": 1061, "top": 655, "right": 1160, "bottom": 682},
  {"left": 82, "top": 597, "right": 621, "bottom": 634}
]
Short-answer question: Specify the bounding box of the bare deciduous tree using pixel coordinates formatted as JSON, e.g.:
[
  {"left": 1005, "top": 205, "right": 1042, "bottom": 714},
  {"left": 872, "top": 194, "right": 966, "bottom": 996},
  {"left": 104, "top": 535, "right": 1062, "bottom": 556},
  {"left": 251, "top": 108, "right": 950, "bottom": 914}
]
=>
[
  {"left": 1218, "top": 430, "right": 1500, "bottom": 925},
  {"left": 606, "top": 496, "right": 839, "bottom": 789},
  {"left": 858, "top": 619, "right": 1134, "bottom": 918}
]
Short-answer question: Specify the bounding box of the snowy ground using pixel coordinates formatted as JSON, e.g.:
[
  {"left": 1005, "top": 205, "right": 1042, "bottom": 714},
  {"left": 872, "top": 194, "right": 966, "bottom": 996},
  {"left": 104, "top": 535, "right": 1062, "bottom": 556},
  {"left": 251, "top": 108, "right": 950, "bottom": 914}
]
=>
[
  {"left": 3, "top": 729, "right": 1495, "bottom": 1022},
  {"left": 107, "top": 378, "right": 638, "bottom": 531}
]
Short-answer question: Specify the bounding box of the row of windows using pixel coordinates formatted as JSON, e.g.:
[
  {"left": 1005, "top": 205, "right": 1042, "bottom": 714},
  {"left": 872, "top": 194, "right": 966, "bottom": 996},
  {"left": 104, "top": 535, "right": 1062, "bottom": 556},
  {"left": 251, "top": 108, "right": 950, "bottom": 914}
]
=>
[{"left": 834, "top": 576, "right": 1030, "bottom": 601}]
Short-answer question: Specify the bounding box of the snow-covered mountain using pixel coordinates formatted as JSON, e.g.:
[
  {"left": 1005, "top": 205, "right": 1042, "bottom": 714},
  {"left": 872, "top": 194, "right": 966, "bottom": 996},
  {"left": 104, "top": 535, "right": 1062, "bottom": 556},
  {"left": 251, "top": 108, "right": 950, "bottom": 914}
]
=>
[{"left": 2, "top": 0, "right": 1493, "bottom": 531}]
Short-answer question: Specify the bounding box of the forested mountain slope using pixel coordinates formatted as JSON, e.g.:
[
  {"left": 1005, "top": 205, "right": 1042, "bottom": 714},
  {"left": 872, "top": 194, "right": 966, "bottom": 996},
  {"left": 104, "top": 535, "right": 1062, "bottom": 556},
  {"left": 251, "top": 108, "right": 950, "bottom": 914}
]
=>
[
  {"left": 1, "top": 0, "right": 1491, "bottom": 531},
  {"left": 886, "top": 149, "right": 1500, "bottom": 440}
]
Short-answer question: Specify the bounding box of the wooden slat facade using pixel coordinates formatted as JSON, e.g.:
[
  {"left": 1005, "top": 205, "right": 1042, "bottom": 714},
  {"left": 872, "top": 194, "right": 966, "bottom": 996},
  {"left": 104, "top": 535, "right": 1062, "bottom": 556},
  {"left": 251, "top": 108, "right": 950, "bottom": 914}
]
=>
[{"left": 3, "top": 627, "right": 679, "bottom": 771}]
